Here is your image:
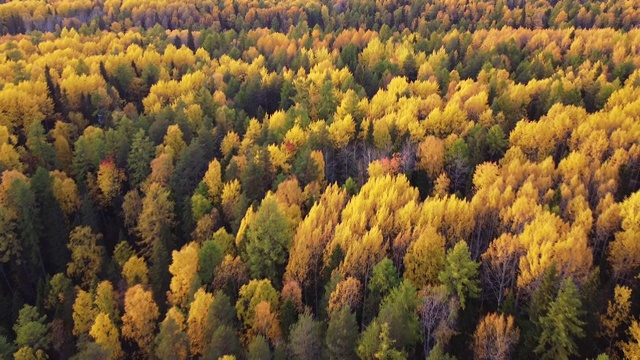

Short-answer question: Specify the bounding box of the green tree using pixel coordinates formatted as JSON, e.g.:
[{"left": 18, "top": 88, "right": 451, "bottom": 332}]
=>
[
  {"left": 127, "top": 129, "right": 155, "bottom": 189},
  {"left": 203, "top": 325, "right": 240, "bottom": 360},
  {"left": 247, "top": 335, "right": 271, "bottom": 360},
  {"left": 14, "top": 305, "right": 49, "bottom": 352},
  {"left": 0, "top": 204, "right": 19, "bottom": 267},
  {"left": 486, "top": 125, "right": 508, "bottom": 160},
  {"left": 535, "top": 278, "right": 585, "bottom": 360},
  {"left": 425, "top": 342, "right": 455, "bottom": 360},
  {"left": 137, "top": 183, "right": 175, "bottom": 299},
  {"left": 154, "top": 309, "right": 189, "bottom": 360},
  {"left": 376, "top": 280, "right": 420, "bottom": 354},
  {"left": 438, "top": 241, "right": 479, "bottom": 310},
  {"left": 358, "top": 320, "right": 383, "bottom": 360},
  {"left": 341, "top": 43, "right": 358, "bottom": 74},
  {"left": 0, "top": 335, "right": 15, "bottom": 359},
  {"left": 206, "top": 291, "right": 236, "bottom": 334},
  {"left": 241, "top": 154, "right": 270, "bottom": 202},
  {"left": 326, "top": 306, "right": 359, "bottom": 360},
  {"left": 524, "top": 265, "right": 559, "bottom": 352},
  {"left": 7, "top": 176, "right": 46, "bottom": 292},
  {"left": 403, "top": 54, "right": 418, "bottom": 82},
  {"left": 445, "top": 139, "right": 471, "bottom": 194},
  {"left": 71, "top": 127, "right": 106, "bottom": 185},
  {"left": 199, "top": 239, "right": 223, "bottom": 285},
  {"left": 94, "top": 281, "right": 119, "bottom": 323},
  {"left": 245, "top": 194, "right": 293, "bottom": 284},
  {"left": 289, "top": 312, "right": 323, "bottom": 360},
  {"left": 318, "top": 79, "right": 337, "bottom": 121},
  {"left": 26, "top": 121, "right": 55, "bottom": 170},
  {"left": 374, "top": 323, "right": 406, "bottom": 360},
  {"left": 365, "top": 258, "right": 400, "bottom": 325},
  {"left": 31, "top": 167, "right": 68, "bottom": 273},
  {"left": 357, "top": 321, "right": 407, "bottom": 360},
  {"left": 280, "top": 80, "right": 295, "bottom": 110}
]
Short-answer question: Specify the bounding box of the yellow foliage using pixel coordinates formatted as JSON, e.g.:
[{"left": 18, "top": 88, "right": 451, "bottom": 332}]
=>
[
  {"left": 328, "top": 114, "right": 355, "bottom": 149},
  {"left": 168, "top": 242, "right": 201, "bottom": 309},
  {"left": 187, "top": 288, "right": 214, "bottom": 356},
  {"left": 203, "top": 159, "right": 223, "bottom": 201}
]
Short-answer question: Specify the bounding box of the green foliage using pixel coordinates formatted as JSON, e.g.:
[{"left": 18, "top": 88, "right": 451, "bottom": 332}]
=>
[
  {"left": 207, "top": 291, "right": 236, "bottom": 333},
  {"left": 13, "top": 305, "right": 49, "bottom": 351},
  {"left": 199, "top": 240, "right": 223, "bottom": 285},
  {"left": 204, "top": 325, "right": 240, "bottom": 360},
  {"left": 438, "top": 241, "right": 480, "bottom": 310},
  {"left": 245, "top": 196, "right": 293, "bottom": 283},
  {"left": 154, "top": 313, "right": 189, "bottom": 360},
  {"left": 0, "top": 335, "right": 16, "bottom": 359},
  {"left": 365, "top": 258, "right": 400, "bottom": 325},
  {"left": 289, "top": 312, "right": 323, "bottom": 360},
  {"left": 535, "top": 278, "right": 585, "bottom": 360},
  {"left": 326, "top": 307, "right": 358, "bottom": 360},
  {"left": 357, "top": 321, "right": 407, "bottom": 360},
  {"left": 236, "top": 279, "right": 279, "bottom": 328},
  {"left": 426, "top": 343, "right": 456, "bottom": 360},
  {"left": 127, "top": 129, "right": 155, "bottom": 189},
  {"left": 376, "top": 281, "right": 420, "bottom": 353},
  {"left": 486, "top": 125, "right": 508, "bottom": 159},
  {"left": 247, "top": 335, "right": 271, "bottom": 360}
]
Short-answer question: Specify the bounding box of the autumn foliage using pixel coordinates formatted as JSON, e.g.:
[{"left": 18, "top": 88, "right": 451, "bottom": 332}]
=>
[{"left": 1, "top": 0, "right": 640, "bottom": 358}]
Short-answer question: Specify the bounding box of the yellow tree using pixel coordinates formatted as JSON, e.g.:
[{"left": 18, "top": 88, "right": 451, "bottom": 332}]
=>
[
  {"left": 122, "top": 255, "right": 149, "bottom": 286},
  {"left": 89, "top": 313, "right": 122, "bottom": 360},
  {"left": 66, "top": 226, "right": 105, "bottom": 289},
  {"left": 167, "top": 242, "right": 201, "bottom": 309},
  {"left": 50, "top": 171, "right": 80, "bottom": 217},
  {"left": 136, "top": 182, "right": 175, "bottom": 258},
  {"left": 121, "top": 285, "right": 159, "bottom": 353},
  {"left": 249, "top": 301, "right": 282, "bottom": 346},
  {"left": 417, "top": 136, "right": 445, "bottom": 179},
  {"left": 328, "top": 277, "right": 362, "bottom": 314},
  {"left": 236, "top": 279, "right": 280, "bottom": 331},
  {"left": 328, "top": 114, "right": 356, "bottom": 149},
  {"left": 481, "top": 234, "right": 522, "bottom": 307},
  {"left": 72, "top": 289, "right": 98, "bottom": 338},
  {"left": 472, "top": 313, "right": 520, "bottom": 360},
  {"left": 160, "top": 125, "right": 186, "bottom": 161},
  {"left": 609, "top": 191, "right": 640, "bottom": 280},
  {"left": 96, "top": 159, "right": 126, "bottom": 206},
  {"left": 599, "top": 285, "right": 632, "bottom": 353},
  {"left": 285, "top": 184, "right": 347, "bottom": 303},
  {"left": 203, "top": 159, "right": 222, "bottom": 201},
  {"left": 516, "top": 212, "right": 592, "bottom": 297},
  {"left": 187, "top": 288, "right": 214, "bottom": 356},
  {"left": 621, "top": 320, "right": 640, "bottom": 360},
  {"left": 403, "top": 226, "right": 445, "bottom": 289},
  {"left": 339, "top": 226, "right": 387, "bottom": 288}
]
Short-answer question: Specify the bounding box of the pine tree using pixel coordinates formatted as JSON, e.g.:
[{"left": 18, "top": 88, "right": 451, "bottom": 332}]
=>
[
  {"left": 535, "top": 278, "right": 585, "bottom": 360},
  {"left": 326, "top": 307, "right": 358, "bottom": 360},
  {"left": 438, "top": 241, "right": 480, "bottom": 310}
]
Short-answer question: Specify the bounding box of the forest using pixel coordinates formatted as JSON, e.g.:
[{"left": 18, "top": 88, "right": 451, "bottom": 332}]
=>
[{"left": 1, "top": 0, "right": 640, "bottom": 359}]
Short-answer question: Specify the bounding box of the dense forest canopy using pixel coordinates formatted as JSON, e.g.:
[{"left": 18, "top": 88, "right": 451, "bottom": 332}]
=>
[{"left": 1, "top": 0, "right": 640, "bottom": 359}]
